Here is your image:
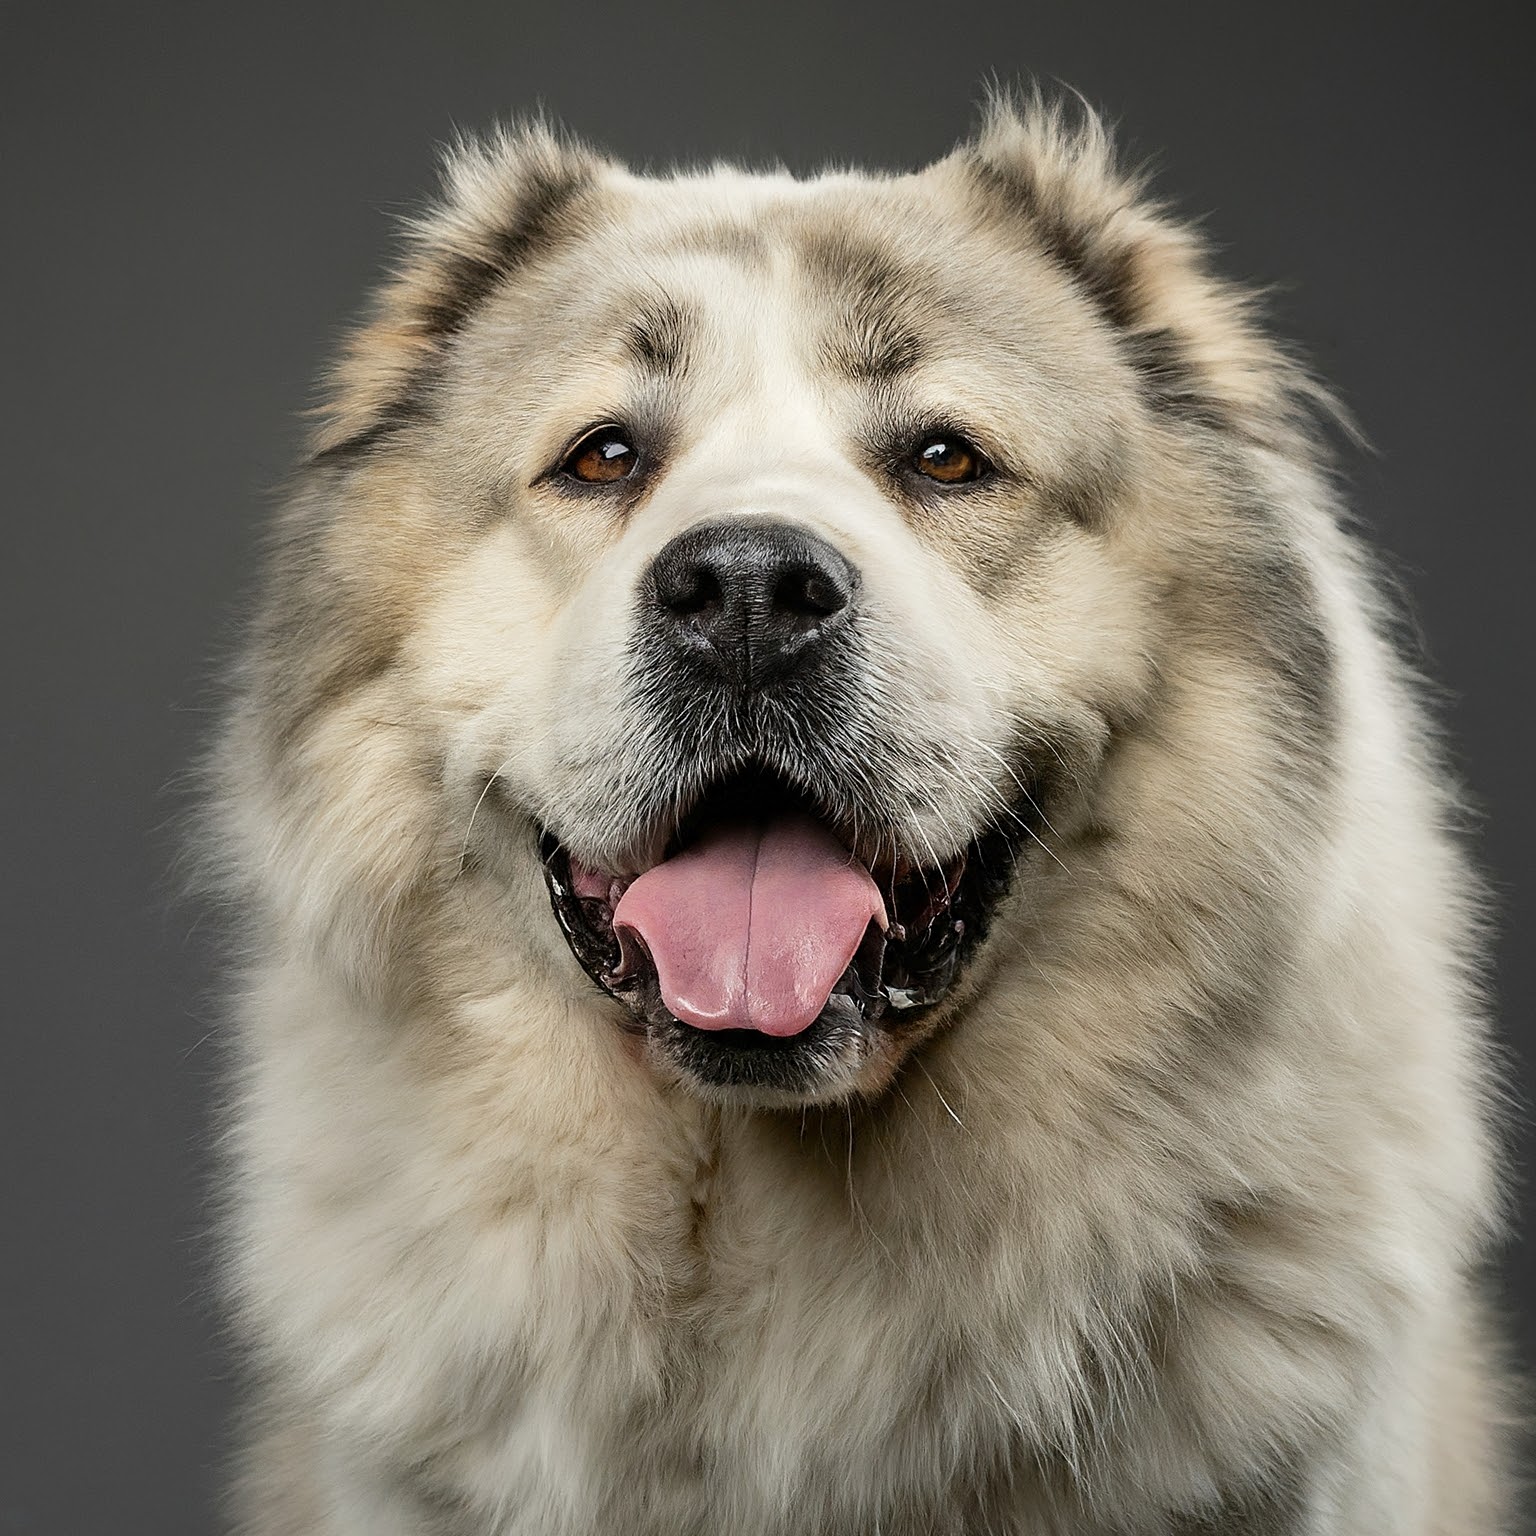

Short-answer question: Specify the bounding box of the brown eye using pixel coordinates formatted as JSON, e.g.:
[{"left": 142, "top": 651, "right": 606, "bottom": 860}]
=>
[
  {"left": 561, "top": 425, "right": 638, "bottom": 484},
  {"left": 912, "top": 433, "right": 989, "bottom": 485}
]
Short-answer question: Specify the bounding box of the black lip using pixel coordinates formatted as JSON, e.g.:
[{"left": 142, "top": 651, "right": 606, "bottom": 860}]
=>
[
  {"left": 660, "top": 1005, "right": 865, "bottom": 1094},
  {"left": 538, "top": 767, "right": 1043, "bottom": 1078}
]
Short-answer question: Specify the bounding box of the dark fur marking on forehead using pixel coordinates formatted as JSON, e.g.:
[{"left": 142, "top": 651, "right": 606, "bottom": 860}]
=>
[
  {"left": 416, "top": 164, "right": 593, "bottom": 339},
  {"left": 801, "top": 230, "right": 933, "bottom": 382},
  {"left": 622, "top": 296, "right": 695, "bottom": 376},
  {"left": 673, "top": 220, "right": 771, "bottom": 263},
  {"left": 829, "top": 319, "right": 925, "bottom": 383}
]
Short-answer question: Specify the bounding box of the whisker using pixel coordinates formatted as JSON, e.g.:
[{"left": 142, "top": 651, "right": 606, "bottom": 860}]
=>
[
  {"left": 457, "top": 753, "right": 516, "bottom": 877},
  {"left": 912, "top": 1056, "right": 967, "bottom": 1132}
]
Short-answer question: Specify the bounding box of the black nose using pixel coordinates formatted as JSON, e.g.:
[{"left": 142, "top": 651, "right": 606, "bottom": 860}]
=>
[{"left": 646, "top": 520, "right": 858, "bottom": 690}]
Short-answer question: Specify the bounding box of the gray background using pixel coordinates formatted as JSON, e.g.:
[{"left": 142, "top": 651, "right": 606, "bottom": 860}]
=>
[{"left": 1, "top": 3, "right": 1530, "bottom": 1531}]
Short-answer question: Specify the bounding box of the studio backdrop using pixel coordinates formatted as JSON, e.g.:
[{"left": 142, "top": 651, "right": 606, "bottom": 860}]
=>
[{"left": 1, "top": 4, "right": 1529, "bottom": 1533}]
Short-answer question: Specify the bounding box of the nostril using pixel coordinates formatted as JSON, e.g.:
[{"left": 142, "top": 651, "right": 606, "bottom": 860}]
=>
[
  {"left": 662, "top": 563, "right": 723, "bottom": 617},
  {"left": 775, "top": 565, "right": 848, "bottom": 621}
]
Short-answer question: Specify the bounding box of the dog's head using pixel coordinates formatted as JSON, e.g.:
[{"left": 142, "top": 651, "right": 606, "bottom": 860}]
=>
[{"left": 230, "top": 102, "right": 1331, "bottom": 1110}]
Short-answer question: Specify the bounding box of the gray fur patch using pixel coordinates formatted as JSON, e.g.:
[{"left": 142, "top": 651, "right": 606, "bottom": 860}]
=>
[
  {"left": 800, "top": 229, "right": 932, "bottom": 382},
  {"left": 1228, "top": 535, "right": 1338, "bottom": 772},
  {"left": 251, "top": 468, "right": 403, "bottom": 752},
  {"left": 418, "top": 163, "right": 592, "bottom": 340},
  {"left": 1121, "top": 328, "right": 1232, "bottom": 429},
  {"left": 622, "top": 294, "right": 695, "bottom": 377},
  {"left": 673, "top": 219, "right": 771, "bottom": 264},
  {"left": 1169, "top": 1467, "right": 1308, "bottom": 1534},
  {"left": 317, "top": 163, "right": 593, "bottom": 461},
  {"left": 967, "top": 153, "right": 1232, "bottom": 430},
  {"left": 1168, "top": 480, "right": 1339, "bottom": 787},
  {"left": 967, "top": 150, "right": 1139, "bottom": 331},
  {"left": 310, "top": 399, "right": 427, "bottom": 467}
]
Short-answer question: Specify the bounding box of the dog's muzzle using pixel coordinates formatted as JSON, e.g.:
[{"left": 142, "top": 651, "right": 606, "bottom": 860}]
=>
[{"left": 535, "top": 519, "right": 1041, "bottom": 1104}]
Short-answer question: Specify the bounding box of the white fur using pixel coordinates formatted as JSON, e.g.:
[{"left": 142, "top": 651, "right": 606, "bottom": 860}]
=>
[{"left": 212, "top": 104, "right": 1514, "bottom": 1534}]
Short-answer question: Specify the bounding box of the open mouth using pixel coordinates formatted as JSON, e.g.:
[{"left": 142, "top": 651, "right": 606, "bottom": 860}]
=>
[{"left": 540, "top": 767, "right": 1032, "bottom": 1098}]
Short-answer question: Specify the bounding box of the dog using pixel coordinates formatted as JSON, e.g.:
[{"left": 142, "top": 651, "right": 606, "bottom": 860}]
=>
[{"left": 208, "top": 96, "right": 1515, "bottom": 1533}]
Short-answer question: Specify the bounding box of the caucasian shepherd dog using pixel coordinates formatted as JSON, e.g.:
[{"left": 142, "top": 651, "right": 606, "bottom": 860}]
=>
[{"left": 209, "top": 98, "right": 1516, "bottom": 1533}]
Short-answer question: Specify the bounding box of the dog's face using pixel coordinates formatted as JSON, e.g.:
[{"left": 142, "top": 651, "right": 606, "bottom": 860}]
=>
[
  {"left": 256, "top": 111, "right": 1314, "bottom": 1111},
  {"left": 414, "top": 154, "right": 1166, "bottom": 1110}
]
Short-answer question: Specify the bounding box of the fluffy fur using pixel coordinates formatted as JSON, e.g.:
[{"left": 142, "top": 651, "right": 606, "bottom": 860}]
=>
[{"left": 209, "top": 98, "right": 1515, "bottom": 1533}]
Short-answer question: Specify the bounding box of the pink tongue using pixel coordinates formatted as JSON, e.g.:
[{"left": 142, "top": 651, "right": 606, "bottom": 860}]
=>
[{"left": 613, "top": 813, "right": 886, "bottom": 1038}]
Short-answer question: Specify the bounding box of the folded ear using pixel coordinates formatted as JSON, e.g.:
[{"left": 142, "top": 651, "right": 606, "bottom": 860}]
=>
[
  {"left": 957, "top": 92, "right": 1325, "bottom": 445},
  {"left": 315, "top": 123, "right": 604, "bottom": 458}
]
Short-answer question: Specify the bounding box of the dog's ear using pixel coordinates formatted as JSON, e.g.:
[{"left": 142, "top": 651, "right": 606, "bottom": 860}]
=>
[
  {"left": 314, "top": 124, "right": 603, "bottom": 458},
  {"left": 956, "top": 92, "right": 1326, "bottom": 443}
]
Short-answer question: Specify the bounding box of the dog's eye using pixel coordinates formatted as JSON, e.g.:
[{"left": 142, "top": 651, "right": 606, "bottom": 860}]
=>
[
  {"left": 561, "top": 425, "right": 638, "bottom": 484},
  {"left": 911, "top": 433, "right": 989, "bottom": 485}
]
